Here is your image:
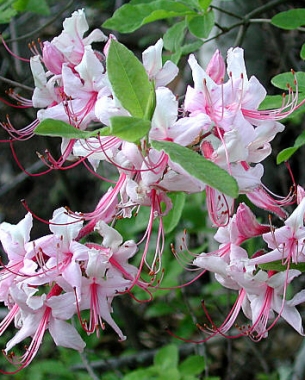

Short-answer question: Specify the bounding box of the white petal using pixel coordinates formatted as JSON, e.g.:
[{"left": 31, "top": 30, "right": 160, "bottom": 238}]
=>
[
  {"left": 142, "top": 38, "right": 163, "bottom": 78},
  {"left": 49, "top": 318, "right": 86, "bottom": 351},
  {"left": 95, "top": 221, "right": 123, "bottom": 250}
]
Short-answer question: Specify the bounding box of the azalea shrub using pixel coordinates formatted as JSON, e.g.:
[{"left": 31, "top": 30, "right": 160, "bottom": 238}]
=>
[{"left": 0, "top": 0, "right": 305, "bottom": 377}]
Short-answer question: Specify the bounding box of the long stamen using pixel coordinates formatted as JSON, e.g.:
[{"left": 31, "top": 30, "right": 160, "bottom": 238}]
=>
[{"left": 0, "top": 34, "right": 30, "bottom": 62}]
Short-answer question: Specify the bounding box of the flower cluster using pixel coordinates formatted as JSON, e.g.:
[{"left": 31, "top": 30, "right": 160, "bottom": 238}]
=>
[
  {"left": 1, "top": 8, "right": 305, "bottom": 372},
  {"left": 0, "top": 206, "right": 147, "bottom": 371}
]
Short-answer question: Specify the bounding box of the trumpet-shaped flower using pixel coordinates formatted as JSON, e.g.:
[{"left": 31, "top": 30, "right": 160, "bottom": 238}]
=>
[
  {"left": 250, "top": 197, "right": 305, "bottom": 266},
  {"left": 47, "top": 8, "right": 107, "bottom": 67},
  {"left": 3, "top": 283, "right": 85, "bottom": 371},
  {"left": 0, "top": 213, "right": 37, "bottom": 303}
]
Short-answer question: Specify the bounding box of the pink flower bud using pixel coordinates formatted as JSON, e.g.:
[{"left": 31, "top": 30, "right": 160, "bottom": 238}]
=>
[
  {"left": 206, "top": 49, "right": 225, "bottom": 84},
  {"left": 103, "top": 34, "right": 117, "bottom": 57},
  {"left": 42, "top": 41, "right": 65, "bottom": 74}
]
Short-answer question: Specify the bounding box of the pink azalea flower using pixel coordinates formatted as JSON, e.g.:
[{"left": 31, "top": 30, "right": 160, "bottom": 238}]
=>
[
  {"left": 41, "top": 41, "right": 65, "bottom": 75},
  {"left": 150, "top": 87, "right": 211, "bottom": 145},
  {"left": 48, "top": 9, "right": 107, "bottom": 67},
  {"left": 195, "top": 244, "right": 304, "bottom": 340},
  {"left": 184, "top": 48, "right": 289, "bottom": 222},
  {"left": 205, "top": 49, "right": 225, "bottom": 84},
  {"left": 0, "top": 213, "right": 38, "bottom": 302},
  {"left": 250, "top": 197, "right": 305, "bottom": 266},
  {"left": 237, "top": 269, "right": 304, "bottom": 339},
  {"left": 77, "top": 222, "right": 139, "bottom": 340},
  {"left": 29, "top": 208, "right": 89, "bottom": 299},
  {"left": 2, "top": 283, "right": 85, "bottom": 372},
  {"left": 38, "top": 46, "right": 110, "bottom": 130}
]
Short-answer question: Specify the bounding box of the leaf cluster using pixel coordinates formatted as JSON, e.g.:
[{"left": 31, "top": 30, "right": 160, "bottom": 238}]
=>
[
  {"left": 0, "top": 0, "right": 50, "bottom": 24},
  {"left": 102, "top": 0, "right": 215, "bottom": 64}
]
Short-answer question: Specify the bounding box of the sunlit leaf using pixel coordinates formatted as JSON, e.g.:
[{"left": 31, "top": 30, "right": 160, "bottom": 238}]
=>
[
  {"left": 198, "top": 0, "right": 212, "bottom": 10},
  {"left": 102, "top": 0, "right": 194, "bottom": 33},
  {"left": 109, "top": 116, "right": 151, "bottom": 142},
  {"left": 107, "top": 40, "right": 154, "bottom": 119},
  {"left": 151, "top": 140, "right": 238, "bottom": 198},
  {"left": 34, "top": 119, "right": 110, "bottom": 139}
]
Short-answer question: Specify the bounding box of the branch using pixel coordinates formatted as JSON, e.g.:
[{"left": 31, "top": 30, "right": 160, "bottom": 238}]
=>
[
  {"left": 3, "top": 0, "right": 74, "bottom": 43},
  {"left": 70, "top": 343, "right": 203, "bottom": 373},
  {"left": 0, "top": 75, "right": 33, "bottom": 92}
]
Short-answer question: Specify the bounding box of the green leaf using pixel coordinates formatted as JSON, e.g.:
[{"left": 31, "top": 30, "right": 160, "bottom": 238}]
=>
[
  {"left": 162, "top": 192, "right": 186, "bottom": 233},
  {"left": 259, "top": 261, "right": 305, "bottom": 272},
  {"left": 145, "top": 301, "right": 174, "bottom": 317},
  {"left": 102, "top": 0, "right": 194, "bottom": 33},
  {"left": 107, "top": 40, "right": 153, "bottom": 119},
  {"left": 153, "top": 258, "right": 184, "bottom": 297},
  {"left": 28, "top": 359, "right": 75, "bottom": 378},
  {"left": 156, "top": 368, "right": 181, "bottom": 380},
  {"left": 109, "top": 116, "right": 151, "bottom": 142},
  {"left": 154, "top": 344, "right": 179, "bottom": 370},
  {"left": 179, "top": 355, "right": 206, "bottom": 376},
  {"left": 151, "top": 140, "right": 239, "bottom": 198},
  {"left": 198, "top": 0, "right": 212, "bottom": 10},
  {"left": 13, "top": 0, "right": 50, "bottom": 14},
  {"left": 0, "top": 0, "right": 16, "bottom": 23},
  {"left": 187, "top": 10, "right": 215, "bottom": 38},
  {"left": 181, "top": 39, "right": 204, "bottom": 55},
  {"left": 0, "top": 8, "right": 17, "bottom": 23},
  {"left": 163, "top": 20, "right": 187, "bottom": 52},
  {"left": 258, "top": 95, "right": 283, "bottom": 110},
  {"left": 276, "top": 130, "right": 305, "bottom": 164},
  {"left": 129, "top": 0, "right": 151, "bottom": 3},
  {"left": 276, "top": 147, "right": 299, "bottom": 164},
  {"left": 271, "top": 9, "right": 305, "bottom": 30},
  {"left": 123, "top": 367, "right": 158, "bottom": 380},
  {"left": 34, "top": 119, "right": 110, "bottom": 139},
  {"left": 259, "top": 92, "right": 305, "bottom": 124},
  {"left": 301, "top": 43, "right": 305, "bottom": 60},
  {"left": 271, "top": 71, "right": 305, "bottom": 92}
]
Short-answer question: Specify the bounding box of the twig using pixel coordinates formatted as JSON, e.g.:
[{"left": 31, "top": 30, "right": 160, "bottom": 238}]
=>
[
  {"left": 0, "top": 75, "right": 33, "bottom": 91},
  {"left": 78, "top": 350, "right": 101, "bottom": 380},
  {"left": 0, "top": 160, "right": 44, "bottom": 198},
  {"left": 3, "top": 0, "right": 74, "bottom": 43},
  {"left": 233, "top": 0, "right": 289, "bottom": 47},
  {"left": 246, "top": 0, "right": 291, "bottom": 19},
  {"left": 70, "top": 342, "right": 207, "bottom": 373}
]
